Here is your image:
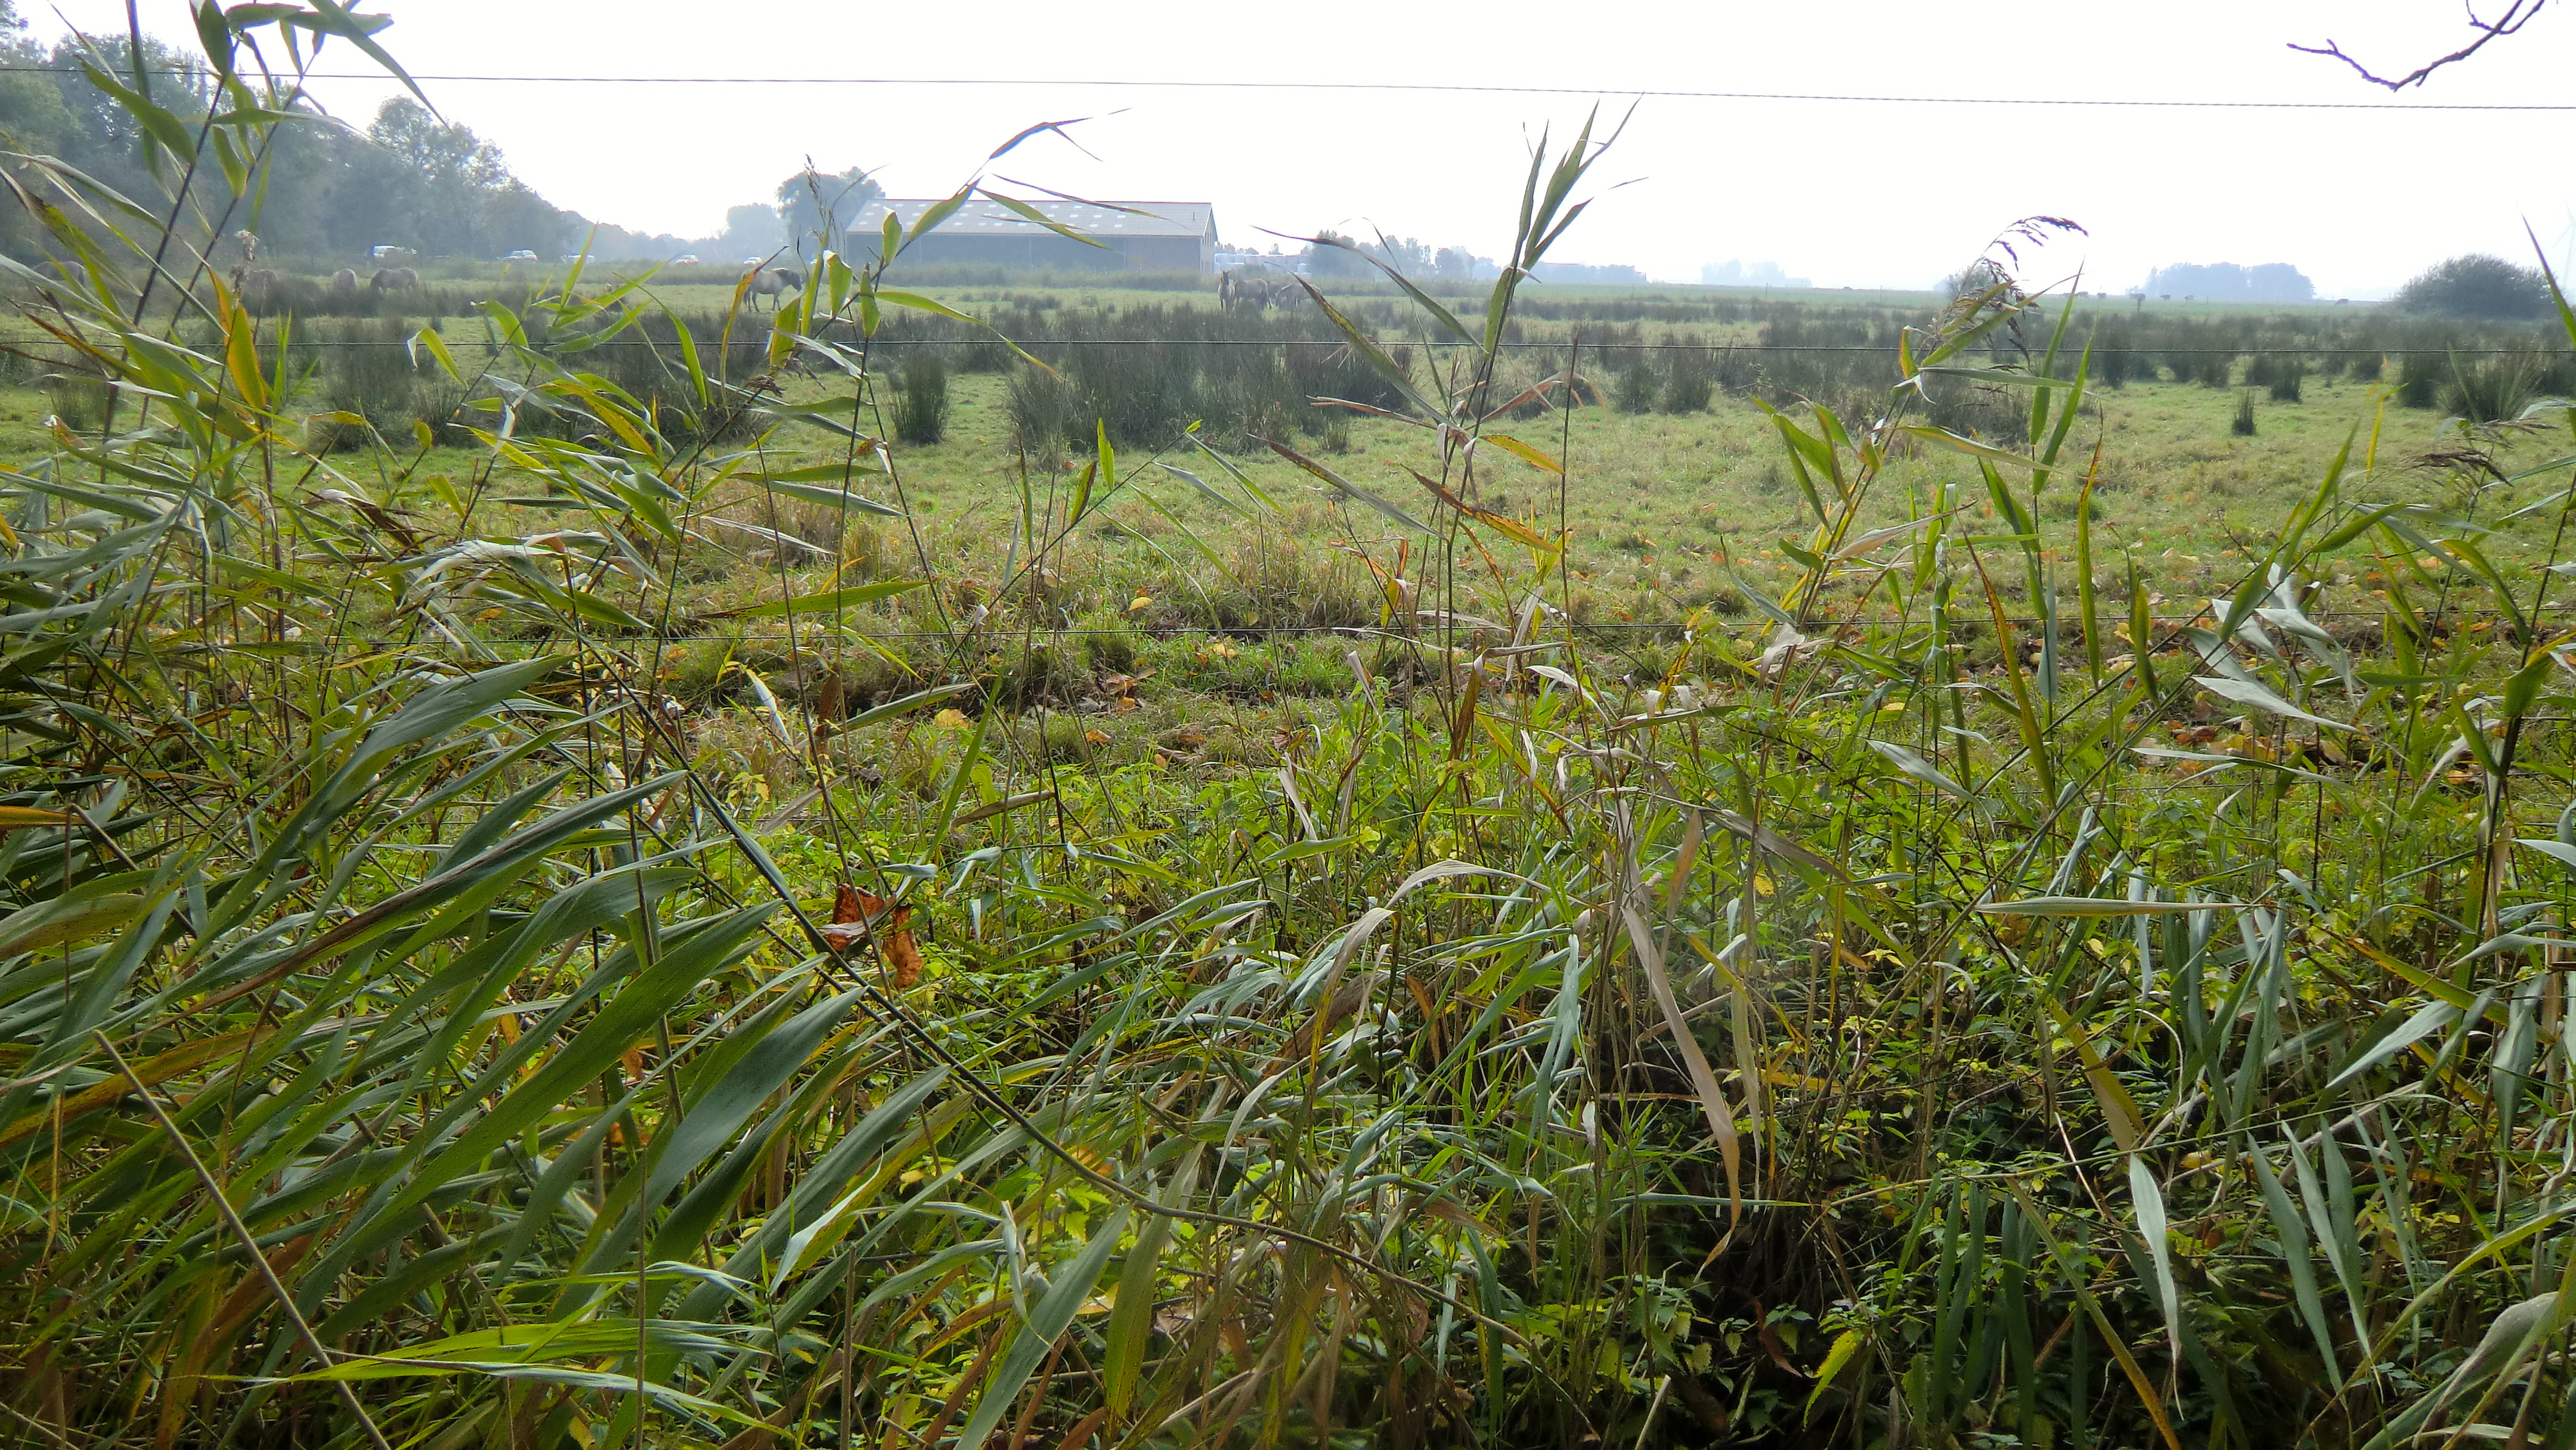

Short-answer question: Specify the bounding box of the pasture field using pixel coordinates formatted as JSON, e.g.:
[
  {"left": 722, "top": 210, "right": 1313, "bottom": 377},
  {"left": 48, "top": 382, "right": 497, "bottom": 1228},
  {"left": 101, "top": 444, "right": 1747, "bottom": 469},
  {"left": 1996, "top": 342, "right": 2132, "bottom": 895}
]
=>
[
  {"left": 0, "top": 267, "right": 2525, "bottom": 625},
  {"left": 19, "top": 49, "right": 2576, "bottom": 1450}
]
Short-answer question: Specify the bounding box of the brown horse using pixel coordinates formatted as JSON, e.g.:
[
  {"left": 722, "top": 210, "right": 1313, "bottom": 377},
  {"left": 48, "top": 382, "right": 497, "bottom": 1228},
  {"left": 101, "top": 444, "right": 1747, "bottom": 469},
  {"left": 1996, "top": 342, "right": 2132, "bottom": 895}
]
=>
[
  {"left": 1220, "top": 269, "right": 1302, "bottom": 309},
  {"left": 370, "top": 267, "right": 420, "bottom": 295}
]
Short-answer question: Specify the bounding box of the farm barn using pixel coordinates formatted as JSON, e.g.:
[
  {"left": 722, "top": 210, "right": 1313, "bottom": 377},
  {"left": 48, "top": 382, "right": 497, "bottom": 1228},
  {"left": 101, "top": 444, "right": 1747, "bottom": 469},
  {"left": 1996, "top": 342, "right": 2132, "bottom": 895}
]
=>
[{"left": 847, "top": 198, "right": 1216, "bottom": 272}]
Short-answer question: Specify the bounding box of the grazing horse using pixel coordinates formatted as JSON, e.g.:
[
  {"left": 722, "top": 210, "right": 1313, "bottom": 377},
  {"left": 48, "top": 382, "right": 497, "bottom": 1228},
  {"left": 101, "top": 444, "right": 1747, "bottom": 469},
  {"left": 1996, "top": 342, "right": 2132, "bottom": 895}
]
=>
[
  {"left": 230, "top": 266, "right": 279, "bottom": 312},
  {"left": 745, "top": 267, "right": 801, "bottom": 311},
  {"left": 1219, "top": 268, "right": 1301, "bottom": 309},
  {"left": 330, "top": 268, "right": 360, "bottom": 300},
  {"left": 369, "top": 267, "right": 420, "bottom": 295}
]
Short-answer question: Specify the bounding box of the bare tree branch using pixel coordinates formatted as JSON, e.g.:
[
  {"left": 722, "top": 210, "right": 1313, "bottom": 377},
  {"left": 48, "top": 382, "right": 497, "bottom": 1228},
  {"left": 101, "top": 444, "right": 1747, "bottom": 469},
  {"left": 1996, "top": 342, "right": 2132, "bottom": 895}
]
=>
[{"left": 2289, "top": 0, "right": 2548, "bottom": 90}]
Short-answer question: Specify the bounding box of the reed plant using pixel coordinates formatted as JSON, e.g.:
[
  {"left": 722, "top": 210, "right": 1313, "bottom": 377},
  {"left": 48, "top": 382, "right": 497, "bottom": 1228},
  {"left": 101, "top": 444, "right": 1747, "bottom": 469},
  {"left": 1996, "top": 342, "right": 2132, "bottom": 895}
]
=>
[{"left": 13, "top": 18, "right": 2576, "bottom": 1450}]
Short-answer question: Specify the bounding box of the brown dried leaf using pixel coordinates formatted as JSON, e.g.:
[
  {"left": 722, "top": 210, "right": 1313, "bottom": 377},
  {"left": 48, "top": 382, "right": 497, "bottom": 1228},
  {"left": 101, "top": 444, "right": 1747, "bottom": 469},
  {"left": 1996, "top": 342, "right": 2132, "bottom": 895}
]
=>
[{"left": 819, "top": 885, "right": 924, "bottom": 988}]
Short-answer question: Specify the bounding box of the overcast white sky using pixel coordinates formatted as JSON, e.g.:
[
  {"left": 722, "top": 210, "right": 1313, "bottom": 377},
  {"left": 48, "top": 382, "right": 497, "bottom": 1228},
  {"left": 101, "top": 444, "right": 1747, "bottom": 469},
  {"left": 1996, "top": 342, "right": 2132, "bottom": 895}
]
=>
[{"left": 29, "top": 2, "right": 2576, "bottom": 296}]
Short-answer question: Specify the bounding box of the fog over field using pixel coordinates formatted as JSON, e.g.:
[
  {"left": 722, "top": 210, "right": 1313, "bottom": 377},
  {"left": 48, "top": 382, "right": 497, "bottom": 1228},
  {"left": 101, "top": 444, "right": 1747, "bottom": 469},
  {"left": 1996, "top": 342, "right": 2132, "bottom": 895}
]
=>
[{"left": 30, "top": 0, "right": 2576, "bottom": 295}]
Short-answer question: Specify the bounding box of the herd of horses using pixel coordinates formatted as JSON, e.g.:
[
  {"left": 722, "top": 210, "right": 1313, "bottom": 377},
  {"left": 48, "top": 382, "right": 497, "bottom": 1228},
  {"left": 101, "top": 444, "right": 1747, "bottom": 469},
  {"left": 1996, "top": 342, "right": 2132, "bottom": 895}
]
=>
[
  {"left": 1218, "top": 268, "right": 1306, "bottom": 309},
  {"left": 226, "top": 264, "right": 418, "bottom": 307}
]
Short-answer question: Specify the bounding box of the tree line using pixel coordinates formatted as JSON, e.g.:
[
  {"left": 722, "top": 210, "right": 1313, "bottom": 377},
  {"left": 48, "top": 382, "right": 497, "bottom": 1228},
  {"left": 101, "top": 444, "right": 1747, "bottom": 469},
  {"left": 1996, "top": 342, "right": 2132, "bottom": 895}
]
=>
[{"left": 0, "top": 5, "right": 878, "bottom": 268}]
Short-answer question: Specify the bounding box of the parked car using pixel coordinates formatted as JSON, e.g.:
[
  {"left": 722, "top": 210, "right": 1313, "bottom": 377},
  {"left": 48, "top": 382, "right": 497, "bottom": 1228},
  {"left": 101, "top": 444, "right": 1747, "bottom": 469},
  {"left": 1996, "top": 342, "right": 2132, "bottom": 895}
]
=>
[
  {"left": 502, "top": 249, "right": 538, "bottom": 262},
  {"left": 368, "top": 244, "right": 416, "bottom": 260},
  {"left": 672, "top": 253, "right": 699, "bottom": 265}
]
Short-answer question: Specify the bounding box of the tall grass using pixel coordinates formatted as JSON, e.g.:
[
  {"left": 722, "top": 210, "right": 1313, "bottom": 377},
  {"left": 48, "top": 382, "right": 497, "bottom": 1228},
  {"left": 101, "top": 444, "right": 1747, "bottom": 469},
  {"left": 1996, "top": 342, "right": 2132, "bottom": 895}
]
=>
[
  {"left": 11, "top": 18, "right": 2576, "bottom": 1450},
  {"left": 893, "top": 352, "right": 951, "bottom": 445}
]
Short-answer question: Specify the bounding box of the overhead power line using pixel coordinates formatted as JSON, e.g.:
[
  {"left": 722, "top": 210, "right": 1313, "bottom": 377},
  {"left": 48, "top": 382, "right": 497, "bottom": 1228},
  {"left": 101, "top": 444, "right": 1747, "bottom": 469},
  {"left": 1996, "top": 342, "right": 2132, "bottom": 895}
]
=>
[{"left": 0, "top": 66, "right": 2569, "bottom": 110}]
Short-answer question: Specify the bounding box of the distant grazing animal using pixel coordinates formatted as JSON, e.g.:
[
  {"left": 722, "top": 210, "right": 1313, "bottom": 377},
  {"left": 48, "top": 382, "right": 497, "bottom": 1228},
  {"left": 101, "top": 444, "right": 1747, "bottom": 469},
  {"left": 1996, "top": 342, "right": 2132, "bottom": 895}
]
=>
[
  {"left": 1220, "top": 268, "right": 1301, "bottom": 309},
  {"left": 230, "top": 266, "right": 279, "bottom": 311},
  {"left": 330, "top": 268, "right": 360, "bottom": 299},
  {"left": 369, "top": 267, "right": 419, "bottom": 295},
  {"left": 745, "top": 267, "right": 801, "bottom": 311}
]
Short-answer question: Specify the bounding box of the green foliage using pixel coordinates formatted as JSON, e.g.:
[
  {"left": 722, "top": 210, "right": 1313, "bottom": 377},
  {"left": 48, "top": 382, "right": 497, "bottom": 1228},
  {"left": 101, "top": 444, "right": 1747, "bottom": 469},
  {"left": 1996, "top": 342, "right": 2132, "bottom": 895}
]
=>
[
  {"left": 2248, "top": 351, "right": 2306, "bottom": 401},
  {"left": 2398, "top": 252, "right": 2554, "bottom": 320},
  {"left": 20, "top": 24, "right": 2576, "bottom": 1450},
  {"left": 1616, "top": 357, "right": 1657, "bottom": 411},
  {"left": 892, "top": 351, "right": 950, "bottom": 445},
  {"left": 2445, "top": 350, "right": 2549, "bottom": 422},
  {"left": 776, "top": 163, "right": 882, "bottom": 259},
  {"left": 1658, "top": 342, "right": 1715, "bottom": 413},
  {"left": 40, "top": 366, "right": 107, "bottom": 431},
  {"left": 1004, "top": 358, "right": 1074, "bottom": 460},
  {"left": 2395, "top": 351, "right": 2444, "bottom": 407}
]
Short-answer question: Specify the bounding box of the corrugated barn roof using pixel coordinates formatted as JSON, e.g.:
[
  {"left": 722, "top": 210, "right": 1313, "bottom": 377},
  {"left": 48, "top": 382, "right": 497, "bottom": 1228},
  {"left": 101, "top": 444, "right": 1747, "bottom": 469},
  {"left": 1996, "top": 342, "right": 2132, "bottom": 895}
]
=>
[{"left": 850, "top": 199, "right": 1213, "bottom": 240}]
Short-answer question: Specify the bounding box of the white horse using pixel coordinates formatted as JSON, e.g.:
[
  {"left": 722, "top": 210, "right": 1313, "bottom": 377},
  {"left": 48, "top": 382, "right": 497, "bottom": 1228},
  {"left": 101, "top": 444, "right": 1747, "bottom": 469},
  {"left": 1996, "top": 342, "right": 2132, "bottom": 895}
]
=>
[{"left": 745, "top": 267, "right": 801, "bottom": 312}]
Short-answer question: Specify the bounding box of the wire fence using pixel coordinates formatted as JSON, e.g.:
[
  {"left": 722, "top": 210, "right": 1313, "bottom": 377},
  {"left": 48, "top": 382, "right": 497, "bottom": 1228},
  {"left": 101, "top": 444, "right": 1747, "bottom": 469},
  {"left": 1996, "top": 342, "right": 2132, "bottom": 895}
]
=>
[
  {"left": 8, "top": 65, "right": 2572, "bottom": 110},
  {"left": 201, "top": 607, "right": 2567, "bottom": 652},
  {"left": 3, "top": 337, "right": 2567, "bottom": 354}
]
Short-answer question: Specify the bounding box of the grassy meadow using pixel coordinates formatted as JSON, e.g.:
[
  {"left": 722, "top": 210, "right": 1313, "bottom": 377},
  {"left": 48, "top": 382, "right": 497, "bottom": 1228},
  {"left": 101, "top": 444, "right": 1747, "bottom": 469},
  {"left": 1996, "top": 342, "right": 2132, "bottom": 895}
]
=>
[{"left": 19, "top": 31, "right": 2576, "bottom": 1450}]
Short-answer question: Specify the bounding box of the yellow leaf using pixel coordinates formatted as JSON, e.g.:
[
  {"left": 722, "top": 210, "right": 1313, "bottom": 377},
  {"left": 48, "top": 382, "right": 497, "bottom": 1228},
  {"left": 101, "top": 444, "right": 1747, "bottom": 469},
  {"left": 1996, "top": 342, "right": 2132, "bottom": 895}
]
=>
[
  {"left": 1805, "top": 1328, "right": 1866, "bottom": 1423},
  {"left": 933, "top": 708, "right": 970, "bottom": 728},
  {"left": 0, "top": 807, "right": 76, "bottom": 831},
  {"left": 1480, "top": 432, "right": 1566, "bottom": 476},
  {"left": 222, "top": 299, "right": 266, "bottom": 413}
]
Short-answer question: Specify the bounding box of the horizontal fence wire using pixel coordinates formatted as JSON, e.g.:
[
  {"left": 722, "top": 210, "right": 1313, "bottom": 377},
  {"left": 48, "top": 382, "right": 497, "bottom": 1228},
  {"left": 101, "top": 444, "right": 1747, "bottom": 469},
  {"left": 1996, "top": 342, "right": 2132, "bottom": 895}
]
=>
[
  {"left": 3, "top": 66, "right": 2569, "bottom": 110},
  {"left": 194, "top": 609, "right": 2565, "bottom": 650},
  {"left": 2, "top": 340, "right": 2565, "bottom": 354}
]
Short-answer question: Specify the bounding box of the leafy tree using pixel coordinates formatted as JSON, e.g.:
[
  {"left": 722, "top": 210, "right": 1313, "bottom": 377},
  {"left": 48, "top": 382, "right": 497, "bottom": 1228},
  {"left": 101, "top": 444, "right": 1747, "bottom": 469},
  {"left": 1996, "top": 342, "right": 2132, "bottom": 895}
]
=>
[
  {"left": 36, "top": 31, "right": 209, "bottom": 205},
  {"left": 482, "top": 181, "right": 576, "bottom": 258},
  {"left": 1432, "top": 246, "right": 1493, "bottom": 280},
  {"left": 0, "top": 7, "right": 75, "bottom": 257},
  {"left": 775, "top": 165, "right": 881, "bottom": 259},
  {"left": 281, "top": 98, "right": 577, "bottom": 260},
  {"left": 2141, "top": 261, "right": 2317, "bottom": 303},
  {"left": 2397, "top": 253, "right": 2552, "bottom": 320},
  {"left": 720, "top": 202, "right": 783, "bottom": 258},
  {"left": 1370, "top": 235, "right": 1432, "bottom": 273},
  {"left": 361, "top": 99, "right": 510, "bottom": 255},
  {"left": 1305, "top": 228, "right": 1374, "bottom": 278},
  {"left": 0, "top": 3, "right": 71, "bottom": 154}
]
